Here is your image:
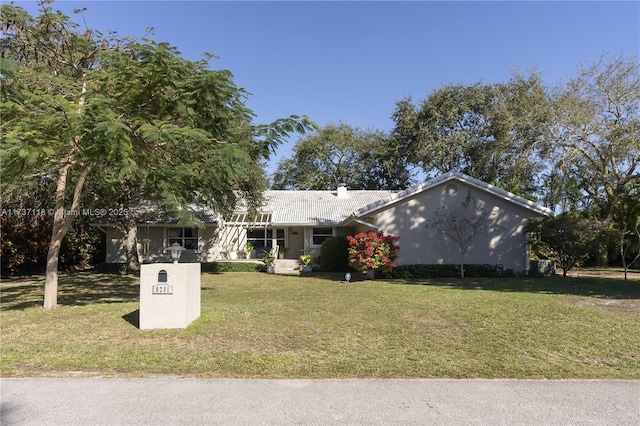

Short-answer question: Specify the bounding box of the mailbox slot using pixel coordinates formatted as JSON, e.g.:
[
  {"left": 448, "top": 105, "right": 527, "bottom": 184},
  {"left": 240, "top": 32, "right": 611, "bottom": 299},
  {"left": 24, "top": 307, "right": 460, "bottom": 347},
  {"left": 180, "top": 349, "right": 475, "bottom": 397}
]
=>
[{"left": 152, "top": 270, "right": 173, "bottom": 294}]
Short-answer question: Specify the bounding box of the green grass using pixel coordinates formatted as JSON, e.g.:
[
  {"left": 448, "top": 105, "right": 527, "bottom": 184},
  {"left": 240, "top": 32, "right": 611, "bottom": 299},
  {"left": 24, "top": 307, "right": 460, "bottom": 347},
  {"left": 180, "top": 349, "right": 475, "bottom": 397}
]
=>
[{"left": 1, "top": 271, "right": 639, "bottom": 379}]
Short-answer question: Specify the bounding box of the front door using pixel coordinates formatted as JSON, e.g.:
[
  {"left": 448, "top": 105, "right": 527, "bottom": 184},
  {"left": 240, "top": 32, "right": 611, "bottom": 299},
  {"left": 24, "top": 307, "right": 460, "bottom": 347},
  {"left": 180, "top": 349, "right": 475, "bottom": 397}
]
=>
[{"left": 287, "top": 227, "right": 304, "bottom": 260}]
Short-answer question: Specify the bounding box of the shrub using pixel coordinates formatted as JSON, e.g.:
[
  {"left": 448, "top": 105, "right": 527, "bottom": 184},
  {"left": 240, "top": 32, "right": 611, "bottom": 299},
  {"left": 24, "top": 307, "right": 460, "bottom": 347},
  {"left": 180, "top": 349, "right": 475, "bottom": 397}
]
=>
[
  {"left": 391, "top": 264, "right": 509, "bottom": 279},
  {"left": 347, "top": 231, "right": 400, "bottom": 275},
  {"left": 94, "top": 263, "right": 129, "bottom": 275},
  {"left": 95, "top": 262, "right": 263, "bottom": 275},
  {"left": 201, "top": 262, "right": 262, "bottom": 273},
  {"left": 1, "top": 214, "right": 103, "bottom": 276},
  {"left": 526, "top": 212, "right": 609, "bottom": 276},
  {"left": 319, "top": 236, "right": 349, "bottom": 271},
  {"left": 262, "top": 248, "right": 277, "bottom": 267}
]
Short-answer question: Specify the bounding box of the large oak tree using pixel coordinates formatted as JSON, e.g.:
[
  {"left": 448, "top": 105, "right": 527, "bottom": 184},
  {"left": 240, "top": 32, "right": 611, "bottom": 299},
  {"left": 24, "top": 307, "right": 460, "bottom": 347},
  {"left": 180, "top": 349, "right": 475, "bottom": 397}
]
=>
[
  {"left": 391, "top": 72, "right": 552, "bottom": 198},
  {"left": 272, "top": 122, "right": 415, "bottom": 190},
  {"left": 545, "top": 54, "right": 640, "bottom": 221}
]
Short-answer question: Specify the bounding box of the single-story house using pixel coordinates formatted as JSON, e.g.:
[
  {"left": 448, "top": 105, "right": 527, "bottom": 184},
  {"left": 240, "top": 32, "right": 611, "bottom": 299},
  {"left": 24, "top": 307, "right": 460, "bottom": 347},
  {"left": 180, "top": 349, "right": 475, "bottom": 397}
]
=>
[{"left": 98, "top": 171, "right": 553, "bottom": 272}]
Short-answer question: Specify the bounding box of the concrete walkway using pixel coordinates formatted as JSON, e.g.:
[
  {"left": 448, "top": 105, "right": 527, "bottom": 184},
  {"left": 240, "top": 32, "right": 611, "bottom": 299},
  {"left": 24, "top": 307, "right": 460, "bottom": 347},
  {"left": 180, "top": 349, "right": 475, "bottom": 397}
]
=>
[{"left": 1, "top": 378, "right": 638, "bottom": 425}]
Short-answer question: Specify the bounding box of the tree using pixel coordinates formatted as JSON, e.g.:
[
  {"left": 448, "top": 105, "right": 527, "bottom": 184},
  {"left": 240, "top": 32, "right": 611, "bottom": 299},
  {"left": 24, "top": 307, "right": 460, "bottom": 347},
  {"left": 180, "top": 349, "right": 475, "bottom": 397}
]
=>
[
  {"left": 1, "top": 2, "right": 313, "bottom": 309},
  {"left": 613, "top": 191, "right": 640, "bottom": 280},
  {"left": 391, "top": 72, "right": 551, "bottom": 198},
  {"left": 1, "top": 3, "right": 107, "bottom": 309},
  {"left": 546, "top": 54, "right": 640, "bottom": 221},
  {"left": 391, "top": 56, "right": 638, "bottom": 270},
  {"left": 425, "top": 194, "right": 495, "bottom": 279},
  {"left": 526, "top": 212, "right": 608, "bottom": 277},
  {"left": 272, "top": 123, "right": 415, "bottom": 190}
]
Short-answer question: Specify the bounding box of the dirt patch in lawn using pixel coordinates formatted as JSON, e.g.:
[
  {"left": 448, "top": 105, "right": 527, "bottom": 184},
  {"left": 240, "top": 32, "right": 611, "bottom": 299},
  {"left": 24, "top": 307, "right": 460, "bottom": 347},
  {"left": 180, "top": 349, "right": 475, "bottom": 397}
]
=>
[
  {"left": 562, "top": 267, "right": 640, "bottom": 280},
  {"left": 572, "top": 298, "right": 640, "bottom": 314}
]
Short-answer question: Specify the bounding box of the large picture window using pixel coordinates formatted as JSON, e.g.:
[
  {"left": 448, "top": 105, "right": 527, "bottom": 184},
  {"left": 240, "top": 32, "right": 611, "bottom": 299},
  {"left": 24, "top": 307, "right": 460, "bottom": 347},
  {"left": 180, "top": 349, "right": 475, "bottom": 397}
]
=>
[
  {"left": 247, "top": 228, "right": 285, "bottom": 252},
  {"left": 168, "top": 228, "right": 199, "bottom": 250},
  {"left": 312, "top": 228, "right": 333, "bottom": 246},
  {"left": 247, "top": 228, "right": 269, "bottom": 249}
]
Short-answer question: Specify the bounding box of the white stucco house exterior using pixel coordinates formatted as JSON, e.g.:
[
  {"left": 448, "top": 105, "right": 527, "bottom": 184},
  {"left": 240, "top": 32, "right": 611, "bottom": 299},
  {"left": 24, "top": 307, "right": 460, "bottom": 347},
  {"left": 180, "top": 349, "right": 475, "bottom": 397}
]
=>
[{"left": 98, "top": 172, "right": 553, "bottom": 273}]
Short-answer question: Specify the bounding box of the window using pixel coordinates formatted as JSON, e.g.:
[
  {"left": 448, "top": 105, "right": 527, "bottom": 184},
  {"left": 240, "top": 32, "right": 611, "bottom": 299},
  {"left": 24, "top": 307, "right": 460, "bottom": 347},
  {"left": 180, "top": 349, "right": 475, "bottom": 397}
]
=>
[
  {"left": 275, "top": 228, "right": 285, "bottom": 251},
  {"left": 312, "top": 228, "right": 333, "bottom": 246},
  {"left": 247, "top": 228, "right": 285, "bottom": 252},
  {"left": 247, "top": 228, "right": 268, "bottom": 250},
  {"left": 168, "top": 228, "right": 199, "bottom": 250}
]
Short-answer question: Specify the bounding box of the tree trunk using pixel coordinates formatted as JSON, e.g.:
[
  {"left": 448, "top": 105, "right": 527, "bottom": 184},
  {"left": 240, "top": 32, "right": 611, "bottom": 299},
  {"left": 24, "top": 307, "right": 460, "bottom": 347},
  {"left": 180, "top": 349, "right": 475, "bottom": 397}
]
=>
[
  {"left": 621, "top": 233, "right": 628, "bottom": 280},
  {"left": 44, "top": 222, "right": 64, "bottom": 311},
  {"left": 115, "top": 210, "right": 140, "bottom": 274},
  {"left": 43, "top": 163, "right": 93, "bottom": 310},
  {"left": 620, "top": 226, "right": 640, "bottom": 281},
  {"left": 125, "top": 223, "right": 140, "bottom": 274}
]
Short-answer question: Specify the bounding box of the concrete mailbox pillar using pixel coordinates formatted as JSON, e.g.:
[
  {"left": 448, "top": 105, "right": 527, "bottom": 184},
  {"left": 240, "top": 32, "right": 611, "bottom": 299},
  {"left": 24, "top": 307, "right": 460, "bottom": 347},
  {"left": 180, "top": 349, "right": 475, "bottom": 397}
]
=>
[{"left": 139, "top": 263, "right": 201, "bottom": 330}]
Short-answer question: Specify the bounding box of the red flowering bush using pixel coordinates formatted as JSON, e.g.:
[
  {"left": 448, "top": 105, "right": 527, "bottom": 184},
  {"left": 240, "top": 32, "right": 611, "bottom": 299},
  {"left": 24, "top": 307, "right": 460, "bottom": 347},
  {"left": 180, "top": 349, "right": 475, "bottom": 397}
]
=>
[{"left": 346, "top": 231, "right": 400, "bottom": 275}]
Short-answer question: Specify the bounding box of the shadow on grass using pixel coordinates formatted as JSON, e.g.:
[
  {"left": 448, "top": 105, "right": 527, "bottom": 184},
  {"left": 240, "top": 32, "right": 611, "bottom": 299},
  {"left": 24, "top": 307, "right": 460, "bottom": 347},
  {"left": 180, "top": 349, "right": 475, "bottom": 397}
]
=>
[
  {"left": 304, "top": 271, "right": 640, "bottom": 300},
  {"left": 415, "top": 276, "right": 639, "bottom": 300},
  {"left": 1, "top": 271, "right": 139, "bottom": 311},
  {"left": 3, "top": 270, "right": 638, "bottom": 312},
  {"left": 122, "top": 309, "right": 140, "bottom": 328}
]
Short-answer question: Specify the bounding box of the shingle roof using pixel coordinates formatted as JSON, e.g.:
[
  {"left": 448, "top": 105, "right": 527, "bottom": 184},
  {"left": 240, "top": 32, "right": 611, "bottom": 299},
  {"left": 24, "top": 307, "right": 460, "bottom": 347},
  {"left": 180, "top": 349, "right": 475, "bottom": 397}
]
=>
[
  {"left": 96, "top": 172, "right": 551, "bottom": 228},
  {"left": 261, "top": 190, "right": 396, "bottom": 225}
]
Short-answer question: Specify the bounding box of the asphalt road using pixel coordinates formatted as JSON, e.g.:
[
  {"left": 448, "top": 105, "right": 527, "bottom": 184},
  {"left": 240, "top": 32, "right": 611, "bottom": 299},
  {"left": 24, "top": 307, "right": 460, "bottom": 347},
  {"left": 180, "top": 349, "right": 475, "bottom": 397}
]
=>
[{"left": 1, "top": 378, "right": 639, "bottom": 425}]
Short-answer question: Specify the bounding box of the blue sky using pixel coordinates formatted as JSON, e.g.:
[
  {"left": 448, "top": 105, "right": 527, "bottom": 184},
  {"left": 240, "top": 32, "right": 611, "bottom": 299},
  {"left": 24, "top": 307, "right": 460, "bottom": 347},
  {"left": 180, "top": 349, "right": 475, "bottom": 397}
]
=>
[{"left": 11, "top": 1, "right": 640, "bottom": 176}]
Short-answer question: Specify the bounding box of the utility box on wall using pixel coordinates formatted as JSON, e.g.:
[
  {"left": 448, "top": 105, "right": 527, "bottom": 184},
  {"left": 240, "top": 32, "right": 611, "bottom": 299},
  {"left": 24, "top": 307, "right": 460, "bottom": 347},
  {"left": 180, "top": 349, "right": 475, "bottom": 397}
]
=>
[{"left": 139, "top": 263, "right": 201, "bottom": 330}]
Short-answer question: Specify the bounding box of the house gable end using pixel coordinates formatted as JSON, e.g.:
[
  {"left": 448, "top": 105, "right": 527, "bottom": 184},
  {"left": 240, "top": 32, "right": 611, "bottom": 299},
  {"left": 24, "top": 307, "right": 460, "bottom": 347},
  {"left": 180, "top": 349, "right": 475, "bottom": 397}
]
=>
[{"left": 351, "top": 171, "right": 553, "bottom": 219}]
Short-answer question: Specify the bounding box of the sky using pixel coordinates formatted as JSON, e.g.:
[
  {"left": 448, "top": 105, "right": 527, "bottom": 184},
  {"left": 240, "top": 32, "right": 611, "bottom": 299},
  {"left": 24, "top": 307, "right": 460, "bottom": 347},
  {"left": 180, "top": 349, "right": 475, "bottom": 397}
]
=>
[{"left": 9, "top": 1, "right": 640, "bottom": 177}]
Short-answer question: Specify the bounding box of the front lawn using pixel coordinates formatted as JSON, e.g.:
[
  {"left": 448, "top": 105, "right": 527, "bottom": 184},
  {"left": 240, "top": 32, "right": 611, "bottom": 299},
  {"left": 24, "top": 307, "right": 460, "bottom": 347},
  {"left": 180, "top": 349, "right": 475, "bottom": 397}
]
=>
[{"left": 1, "top": 271, "right": 638, "bottom": 378}]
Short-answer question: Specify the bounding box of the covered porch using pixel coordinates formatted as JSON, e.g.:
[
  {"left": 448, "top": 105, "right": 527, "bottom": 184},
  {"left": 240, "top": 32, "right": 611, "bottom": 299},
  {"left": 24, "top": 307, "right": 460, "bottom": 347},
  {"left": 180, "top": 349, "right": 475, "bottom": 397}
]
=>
[{"left": 218, "top": 212, "right": 307, "bottom": 260}]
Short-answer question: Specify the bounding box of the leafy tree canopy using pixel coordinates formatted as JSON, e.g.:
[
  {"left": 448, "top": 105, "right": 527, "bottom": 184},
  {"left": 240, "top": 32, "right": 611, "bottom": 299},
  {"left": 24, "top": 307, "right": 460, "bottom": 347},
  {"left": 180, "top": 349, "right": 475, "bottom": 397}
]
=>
[
  {"left": 272, "top": 122, "right": 415, "bottom": 190},
  {"left": 545, "top": 54, "right": 640, "bottom": 221},
  {"left": 526, "top": 212, "right": 610, "bottom": 276},
  {"left": 391, "top": 71, "right": 552, "bottom": 198}
]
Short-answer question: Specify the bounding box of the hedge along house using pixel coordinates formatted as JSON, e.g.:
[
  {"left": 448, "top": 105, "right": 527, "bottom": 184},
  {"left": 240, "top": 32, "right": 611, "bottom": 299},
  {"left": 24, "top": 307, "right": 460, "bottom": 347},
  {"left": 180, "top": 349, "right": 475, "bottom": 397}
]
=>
[{"left": 99, "top": 172, "right": 553, "bottom": 272}]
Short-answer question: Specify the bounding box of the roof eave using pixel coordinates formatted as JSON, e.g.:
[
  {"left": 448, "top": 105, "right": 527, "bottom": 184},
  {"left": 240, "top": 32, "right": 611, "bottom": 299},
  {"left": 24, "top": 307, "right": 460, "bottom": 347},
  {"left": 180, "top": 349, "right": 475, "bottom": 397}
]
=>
[{"left": 352, "top": 171, "right": 554, "bottom": 218}]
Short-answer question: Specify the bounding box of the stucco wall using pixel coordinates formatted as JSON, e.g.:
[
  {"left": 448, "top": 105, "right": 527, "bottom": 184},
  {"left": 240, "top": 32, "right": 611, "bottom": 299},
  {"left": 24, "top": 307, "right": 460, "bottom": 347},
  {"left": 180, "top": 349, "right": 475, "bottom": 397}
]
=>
[
  {"left": 105, "top": 225, "right": 219, "bottom": 263},
  {"left": 368, "top": 181, "right": 540, "bottom": 272}
]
